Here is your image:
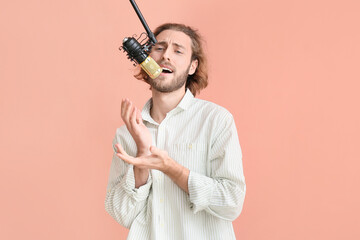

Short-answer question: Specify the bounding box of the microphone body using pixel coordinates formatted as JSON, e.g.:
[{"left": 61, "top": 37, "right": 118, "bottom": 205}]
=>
[{"left": 122, "top": 37, "right": 162, "bottom": 79}]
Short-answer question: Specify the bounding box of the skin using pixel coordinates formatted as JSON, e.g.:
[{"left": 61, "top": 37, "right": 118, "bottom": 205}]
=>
[{"left": 116, "top": 30, "right": 199, "bottom": 192}]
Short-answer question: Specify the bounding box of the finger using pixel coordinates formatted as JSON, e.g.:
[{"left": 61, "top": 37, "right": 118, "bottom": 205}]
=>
[
  {"left": 130, "top": 106, "right": 137, "bottom": 127},
  {"left": 114, "top": 144, "right": 119, "bottom": 153},
  {"left": 116, "top": 143, "right": 139, "bottom": 161},
  {"left": 124, "top": 99, "right": 133, "bottom": 126},
  {"left": 116, "top": 152, "right": 134, "bottom": 164},
  {"left": 114, "top": 143, "right": 121, "bottom": 154},
  {"left": 136, "top": 108, "right": 142, "bottom": 125},
  {"left": 116, "top": 146, "right": 143, "bottom": 166},
  {"left": 115, "top": 143, "right": 128, "bottom": 156},
  {"left": 120, "top": 98, "right": 126, "bottom": 119},
  {"left": 121, "top": 99, "right": 131, "bottom": 124}
]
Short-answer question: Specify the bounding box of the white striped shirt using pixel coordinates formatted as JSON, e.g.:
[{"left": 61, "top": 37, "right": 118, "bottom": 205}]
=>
[{"left": 105, "top": 89, "right": 246, "bottom": 239}]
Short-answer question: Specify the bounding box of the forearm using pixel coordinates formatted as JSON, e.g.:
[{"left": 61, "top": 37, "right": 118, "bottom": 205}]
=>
[
  {"left": 133, "top": 167, "right": 149, "bottom": 188},
  {"left": 134, "top": 150, "right": 150, "bottom": 188},
  {"left": 164, "top": 158, "right": 190, "bottom": 194}
]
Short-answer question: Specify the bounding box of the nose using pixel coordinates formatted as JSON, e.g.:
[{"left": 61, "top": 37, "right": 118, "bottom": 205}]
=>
[{"left": 162, "top": 47, "right": 171, "bottom": 61}]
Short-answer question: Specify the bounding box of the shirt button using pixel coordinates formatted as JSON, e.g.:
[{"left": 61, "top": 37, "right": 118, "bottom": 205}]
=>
[
  {"left": 160, "top": 198, "right": 163, "bottom": 203},
  {"left": 189, "top": 144, "right": 192, "bottom": 149}
]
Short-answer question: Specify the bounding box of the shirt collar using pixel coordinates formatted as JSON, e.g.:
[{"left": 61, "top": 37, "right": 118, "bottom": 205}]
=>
[
  {"left": 141, "top": 88, "right": 194, "bottom": 124},
  {"left": 177, "top": 88, "right": 194, "bottom": 110}
]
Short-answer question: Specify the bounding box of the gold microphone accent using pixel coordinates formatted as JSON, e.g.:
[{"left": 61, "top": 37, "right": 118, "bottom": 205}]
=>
[{"left": 140, "top": 56, "right": 162, "bottom": 79}]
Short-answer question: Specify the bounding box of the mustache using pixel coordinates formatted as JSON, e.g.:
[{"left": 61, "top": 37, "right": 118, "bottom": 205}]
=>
[{"left": 159, "top": 61, "right": 176, "bottom": 72}]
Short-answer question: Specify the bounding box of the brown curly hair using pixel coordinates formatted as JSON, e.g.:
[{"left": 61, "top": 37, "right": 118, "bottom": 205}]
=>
[{"left": 134, "top": 23, "right": 208, "bottom": 96}]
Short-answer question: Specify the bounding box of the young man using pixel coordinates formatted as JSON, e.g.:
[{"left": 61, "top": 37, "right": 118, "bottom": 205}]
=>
[{"left": 105, "top": 23, "right": 246, "bottom": 239}]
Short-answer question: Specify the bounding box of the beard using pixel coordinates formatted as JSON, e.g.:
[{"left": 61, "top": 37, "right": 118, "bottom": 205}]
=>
[{"left": 149, "top": 63, "right": 190, "bottom": 93}]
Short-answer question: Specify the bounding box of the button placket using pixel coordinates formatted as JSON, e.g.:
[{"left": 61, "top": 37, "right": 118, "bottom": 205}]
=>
[{"left": 156, "top": 121, "right": 166, "bottom": 234}]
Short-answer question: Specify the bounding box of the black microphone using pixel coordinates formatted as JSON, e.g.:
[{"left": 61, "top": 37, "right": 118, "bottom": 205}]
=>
[
  {"left": 122, "top": 37, "right": 162, "bottom": 79},
  {"left": 120, "top": 0, "right": 162, "bottom": 79}
]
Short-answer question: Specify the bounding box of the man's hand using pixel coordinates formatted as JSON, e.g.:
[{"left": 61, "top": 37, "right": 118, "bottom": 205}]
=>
[
  {"left": 115, "top": 143, "right": 170, "bottom": 172},
  {"left": 121, "top": 98, "right": 152, "bottom": 156},
  {"left": 115, "top": 143, "right": 190, "bottom": 193}
]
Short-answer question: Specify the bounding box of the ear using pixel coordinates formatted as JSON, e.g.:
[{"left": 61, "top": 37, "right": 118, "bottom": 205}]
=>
[{"left": 188, "top": 59, "right": 198, "bottom": 75}]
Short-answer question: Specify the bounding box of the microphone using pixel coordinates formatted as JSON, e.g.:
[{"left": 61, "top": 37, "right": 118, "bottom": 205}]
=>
[
  {"left": 119, "top": 0, "right": 162, "bottom": 79},
  {"left": 122, "top": 37, "right": 162, "bottom": 79}
]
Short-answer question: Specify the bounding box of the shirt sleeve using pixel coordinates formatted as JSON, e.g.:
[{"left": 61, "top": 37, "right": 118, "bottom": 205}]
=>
[
  {"left": 187, "top": 112, "right": 246, "bottom": 221},
  {"left": 104, "top": 131, "right": 152, "bottom": 228}
]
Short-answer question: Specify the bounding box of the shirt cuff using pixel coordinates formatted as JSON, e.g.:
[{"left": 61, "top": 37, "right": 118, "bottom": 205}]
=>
[
  {"left": 122, "top": 165, "right": 152, "bottom": 202},
  {"left": 188, "top": 170, "right": 214, "bottom": 214}
]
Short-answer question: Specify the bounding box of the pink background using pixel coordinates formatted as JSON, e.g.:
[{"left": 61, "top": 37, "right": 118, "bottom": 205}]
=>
[{"left": 1, "top": 0, "right": 359, "bottom": 239}]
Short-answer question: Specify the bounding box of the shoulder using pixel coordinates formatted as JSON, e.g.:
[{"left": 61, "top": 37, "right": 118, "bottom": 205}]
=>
[{"left": 191, "top": 97, "right": 234, "bottom": 123}]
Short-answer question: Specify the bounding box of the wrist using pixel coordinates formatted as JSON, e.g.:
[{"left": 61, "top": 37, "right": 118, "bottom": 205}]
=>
[
  {"left": 136, "top": 148, "right": 151, "bottom": 157},
  {"left": 133, "top": 166, "right": 149, "bottom": 188},
  {"left": 163, "top": 157, "right": 180, "bottom": 176},
  {"left": 134, "top": 166, "right": 149, "bottom": 175}
]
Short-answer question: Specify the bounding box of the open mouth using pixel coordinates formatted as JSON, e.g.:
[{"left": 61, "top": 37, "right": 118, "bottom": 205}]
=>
[{"left": 162, "top": 67, "right": 173, "bottom": 74}]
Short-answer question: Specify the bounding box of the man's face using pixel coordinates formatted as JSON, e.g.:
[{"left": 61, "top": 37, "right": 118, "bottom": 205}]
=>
[{"left": 149, "top": 29, "right": 197, "bottom": 93}]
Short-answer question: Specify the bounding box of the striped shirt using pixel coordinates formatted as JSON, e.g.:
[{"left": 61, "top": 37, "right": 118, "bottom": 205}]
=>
[{"left": 105, "top": 89, "right": 246, "bottom": 240}]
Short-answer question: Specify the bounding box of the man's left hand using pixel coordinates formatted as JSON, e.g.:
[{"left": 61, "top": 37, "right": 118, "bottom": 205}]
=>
[
  {"left": 115, "top": 143, "right": 171, "bottom": 173},
  {"left": 115, "top": 143, "right": 190, "bottom": 193}
]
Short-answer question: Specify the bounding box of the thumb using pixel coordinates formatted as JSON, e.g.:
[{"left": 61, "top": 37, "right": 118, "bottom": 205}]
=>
[{"left": 149, "top": 145, "right": 160, "bottom": 155}]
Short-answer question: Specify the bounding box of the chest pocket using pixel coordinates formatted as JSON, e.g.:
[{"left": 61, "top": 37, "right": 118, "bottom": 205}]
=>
[{"left": 169, "top": 143, "right": 208, "bottom": 175}]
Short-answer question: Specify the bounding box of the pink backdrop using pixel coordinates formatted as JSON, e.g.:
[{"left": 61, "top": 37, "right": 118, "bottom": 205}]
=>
[{"left": 1, "top": 0, "right": 359, "bottom": 239}]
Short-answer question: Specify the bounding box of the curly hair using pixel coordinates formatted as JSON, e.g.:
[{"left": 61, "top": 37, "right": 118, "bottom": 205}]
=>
[{"left": 134, "top": 23, "right": 208, "bottom": 96}]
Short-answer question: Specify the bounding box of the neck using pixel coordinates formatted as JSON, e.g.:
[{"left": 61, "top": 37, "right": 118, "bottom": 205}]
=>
[{"left": 150, "top": 87, "right": 186, "bottom": 124}]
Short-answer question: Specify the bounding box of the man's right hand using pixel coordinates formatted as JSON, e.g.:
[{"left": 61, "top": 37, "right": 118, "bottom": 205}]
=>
[{"left": 121, "top": 98, "right": 152, "bottom": 157}]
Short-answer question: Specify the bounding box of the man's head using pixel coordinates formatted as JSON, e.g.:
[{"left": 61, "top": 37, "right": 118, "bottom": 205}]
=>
[{"left": 135, "top": 23, "right": 208, "bottom": 96}]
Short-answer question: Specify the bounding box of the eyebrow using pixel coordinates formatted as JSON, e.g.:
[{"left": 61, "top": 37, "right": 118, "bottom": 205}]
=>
[{"left": 156, "top": 41, "right": 186, "bottom": 50}]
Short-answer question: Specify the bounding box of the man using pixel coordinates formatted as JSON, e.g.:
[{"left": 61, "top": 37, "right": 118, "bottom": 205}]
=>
[{"left": 105, "top": 23, "right": 246, "bottom": 239}]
